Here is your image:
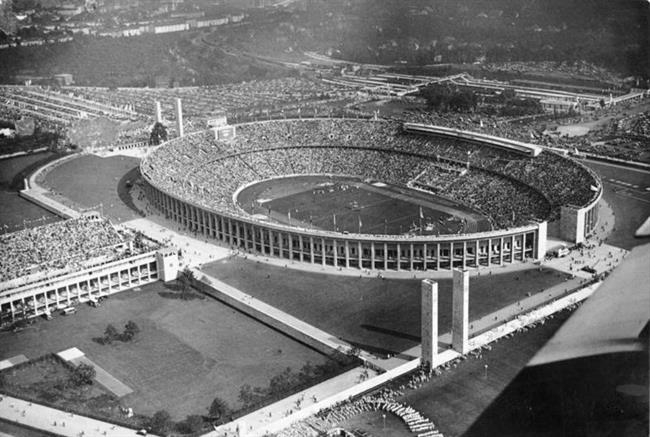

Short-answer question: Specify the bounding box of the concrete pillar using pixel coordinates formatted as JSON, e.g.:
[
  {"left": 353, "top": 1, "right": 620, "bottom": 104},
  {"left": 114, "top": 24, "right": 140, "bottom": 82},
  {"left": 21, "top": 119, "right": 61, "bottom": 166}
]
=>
[
  {"left": 154, "top": 101, "right": 162, "bottom": 123},
  {"left": 535, "top": 222, "right": 547, "bottom": 260},
  {"left": 345, "top": 240, "right": 350, "bottom": 268},
  {"left": 421, "top": 279, "right": 439, "bottom": 370},
  {"left": 396, "top": 243, "right": 401, "bottom": 271},
  {"left": 358, "top": 241, "right": 363, "bottom": 268},
  {"left": 423, "top": 243, "right": 428, "bottom": 271},
  {"left": 175, "top": 98, "right": 184, "bottom": 137},
  {"left": 383, "top": 243, "right": 388, "bottom": 270},
  {"left": 452, "top": 268, "right": 470, "bottom": 355},
  {"left": 310, "top": 236, "right": 315, "bottom": 263}
]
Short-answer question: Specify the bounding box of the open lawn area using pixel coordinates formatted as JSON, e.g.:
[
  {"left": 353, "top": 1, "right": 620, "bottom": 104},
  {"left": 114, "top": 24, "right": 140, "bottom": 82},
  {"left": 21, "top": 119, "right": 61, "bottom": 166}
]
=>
[
  {"left": 0, "top": 282, "right": 337, "bottom": 421},
  {"left": 202, "top": 258, "right": 575, "bottom": 357},
  {"left": 43, "top": 154, "right": 143, "bottom": 223},
  {"left": 584, "top": 161, "right": 650, "bottom": 250}
]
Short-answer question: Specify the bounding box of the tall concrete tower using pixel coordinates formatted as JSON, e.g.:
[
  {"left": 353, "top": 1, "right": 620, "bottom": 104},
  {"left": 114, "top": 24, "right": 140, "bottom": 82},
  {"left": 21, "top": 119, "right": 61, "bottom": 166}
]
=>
[
  {"left": 421, "top": 279, "right": 439, "bottom": 370},
  {"left": 452, "top": 268, "right": 470, "bottom": 355},
  {"left": 175, "top": 98, "right": 184, "bottom": 137},
  {"left": 154, "top": 101, "right": 162, "bottom": 123}
]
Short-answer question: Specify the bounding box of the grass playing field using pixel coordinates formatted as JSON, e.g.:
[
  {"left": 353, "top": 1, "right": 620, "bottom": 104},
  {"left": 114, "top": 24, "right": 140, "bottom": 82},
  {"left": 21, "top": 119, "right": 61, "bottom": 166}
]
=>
[
  {"left": 202, "top": 257, "right": 577, "bottom": 356},
  {"left": 0, "top": 282, "right": 338, "bottom": 420},
  {"left": 43, "top": 154, "right": 143, "bottom": 223},
  {"left": 237, "top": 175, "right": 491, "bottom": 235}
]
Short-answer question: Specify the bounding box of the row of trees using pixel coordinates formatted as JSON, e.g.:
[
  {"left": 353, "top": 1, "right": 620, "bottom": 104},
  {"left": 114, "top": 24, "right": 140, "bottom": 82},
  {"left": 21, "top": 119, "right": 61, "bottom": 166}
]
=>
[
  {"left": 420, "top": 84, "right": 543, "bottom": 116},
  {"left": 145, "top": 396, "right": 231, "bottom": 435},
  {"left": 421, "top": 84, "right": 479, "bottom": 112},
  {"left": 238, "top": 360, "right": 350, "bottom": 410}
]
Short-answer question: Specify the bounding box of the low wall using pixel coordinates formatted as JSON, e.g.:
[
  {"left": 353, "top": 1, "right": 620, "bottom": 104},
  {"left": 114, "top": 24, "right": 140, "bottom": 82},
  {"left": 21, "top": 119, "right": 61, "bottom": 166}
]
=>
[
  {"left": 192, "top": 272, "right": 352, "bottom": 357},
  {"left": 19, "top": 189, "right": 80, "bottom": 219}
]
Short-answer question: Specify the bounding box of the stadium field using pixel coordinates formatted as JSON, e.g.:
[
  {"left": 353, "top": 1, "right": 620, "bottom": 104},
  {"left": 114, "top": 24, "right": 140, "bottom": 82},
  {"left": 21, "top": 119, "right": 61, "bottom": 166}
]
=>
[
  {"left": 202, "top": 257, "right": 578, "bottom": 356},
  {"left": 0, "top": 282, "right": 339, "bottom": 420},
  {"left": 237, "top": 175, "right": 491, "bottom": 235}
]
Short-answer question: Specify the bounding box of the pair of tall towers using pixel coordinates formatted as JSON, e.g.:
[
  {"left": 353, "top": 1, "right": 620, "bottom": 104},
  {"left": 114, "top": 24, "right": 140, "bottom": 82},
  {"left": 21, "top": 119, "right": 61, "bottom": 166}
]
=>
[{"left": 421, "top": 268, "right": 470, "bottom": 370}]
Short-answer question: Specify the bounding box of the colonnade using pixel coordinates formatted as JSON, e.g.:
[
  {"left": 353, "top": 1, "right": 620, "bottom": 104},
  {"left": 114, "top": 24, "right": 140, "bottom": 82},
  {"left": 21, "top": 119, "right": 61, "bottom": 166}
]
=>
[
  {"left": 146, "top": 182, "right": 542, "bottom": 272},
  {"left": 0, "top": 255, "right": 158, "bottom": 325}
]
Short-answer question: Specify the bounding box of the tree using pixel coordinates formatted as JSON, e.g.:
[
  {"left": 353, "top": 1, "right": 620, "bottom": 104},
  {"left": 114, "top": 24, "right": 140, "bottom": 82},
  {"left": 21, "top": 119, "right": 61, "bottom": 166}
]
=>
[
  {"left": 122, "top": 320, "right": 140, "bottom": 342},
  {"left": 178, "top": 267, "right": 195, "bottom": 300},
  {"left": 238, "top": 384, "right": 266, "bottom": 408},
  {"left": 149, "top": 122, "right": 168, "bottom": 146},
  {"left": 103, "top": 324, "right": 119, "bottom": 344},
  {"left": 149, "top": 410, "right": 173, "bottom": 435},
  {"left": 70, "top": 363, "right": 96, "bottom": 386},
  {"left": 208, "top": 397, "right": 231, "bottom": 421},
  {"left": 178, "top": 415, "right": 204, "bottom": 433}
]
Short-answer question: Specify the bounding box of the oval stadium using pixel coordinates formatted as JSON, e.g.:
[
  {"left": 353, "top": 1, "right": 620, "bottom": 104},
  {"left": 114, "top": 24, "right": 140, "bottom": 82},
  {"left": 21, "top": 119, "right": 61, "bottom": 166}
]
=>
[{"left": 141, "top": 118, "right": 602, "bottom": 272}]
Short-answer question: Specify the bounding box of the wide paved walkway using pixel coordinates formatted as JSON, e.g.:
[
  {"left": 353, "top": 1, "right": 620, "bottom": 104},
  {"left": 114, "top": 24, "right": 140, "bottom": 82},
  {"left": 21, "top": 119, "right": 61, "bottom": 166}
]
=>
[{"left": 0, "top": 395, "right": 154, "bottom": 437}]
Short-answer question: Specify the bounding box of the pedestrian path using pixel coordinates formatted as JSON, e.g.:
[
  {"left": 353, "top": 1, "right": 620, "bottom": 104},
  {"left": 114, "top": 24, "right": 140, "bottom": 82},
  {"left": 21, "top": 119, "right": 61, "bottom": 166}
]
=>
[{"left": 0, "top": 395, "right": 154, "bottom": 437}]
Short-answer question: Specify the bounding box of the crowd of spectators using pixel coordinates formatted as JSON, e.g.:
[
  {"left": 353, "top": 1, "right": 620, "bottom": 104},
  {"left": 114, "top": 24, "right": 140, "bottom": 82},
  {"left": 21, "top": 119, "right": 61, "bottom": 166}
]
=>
[
  {"left": 64, "top": 77, "right": 352, "bottom": 123},
  {"left": 0, "top": 217, "right": 126, "bottom": 284},
  {"left": 144, "top": 118, "right": 599, "bottom": 232}
]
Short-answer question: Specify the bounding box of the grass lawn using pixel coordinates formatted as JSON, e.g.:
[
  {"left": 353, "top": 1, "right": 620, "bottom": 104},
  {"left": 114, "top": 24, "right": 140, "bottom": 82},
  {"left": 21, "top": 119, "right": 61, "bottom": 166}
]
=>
[
  {"left": 0, "top": 355, "right": 131, "bottom": 426},
  {"left": 237, "top": 175, "right": 489, "bottom": 235},
  {"left": 584, "top": 161, "right": 650, "bottom": 250},
  {"left": 43, "top": 154, "right": 143, "bottom": 223},
  {"left": 202, "top": 258, "right": 574, "bottom": 356},
  {"left": 0, "top": 282, "right": 338, "bottom": 421}
]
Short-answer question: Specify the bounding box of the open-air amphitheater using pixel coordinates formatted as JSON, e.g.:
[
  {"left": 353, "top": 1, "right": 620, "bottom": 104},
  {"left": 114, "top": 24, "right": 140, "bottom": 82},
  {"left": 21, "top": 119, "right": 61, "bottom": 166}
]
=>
[{"left": 142, "top": 117, "right": 602, "bottom": 272}]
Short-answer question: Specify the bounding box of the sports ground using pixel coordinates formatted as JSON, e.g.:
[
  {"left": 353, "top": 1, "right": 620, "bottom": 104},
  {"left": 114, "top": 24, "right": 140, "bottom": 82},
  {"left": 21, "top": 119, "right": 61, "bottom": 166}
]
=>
[
  {"left": 0, "top": 283, "right": 339, "bottom": 420},
  {"left": 2, "top": 151, "right": 647, "bottom": 434},
  {"left": 237, "top": 175, "right": 491, "bottom": 235}
]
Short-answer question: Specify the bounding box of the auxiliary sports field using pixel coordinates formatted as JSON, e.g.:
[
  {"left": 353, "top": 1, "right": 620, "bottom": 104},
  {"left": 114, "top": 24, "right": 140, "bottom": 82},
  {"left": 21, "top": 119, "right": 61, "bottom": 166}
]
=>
[
  {"left": 0, "top": 283, "right": 340, "bottom": 420},
  {"left": 237, "top": 175, "right": 491, "bottom": 235}
]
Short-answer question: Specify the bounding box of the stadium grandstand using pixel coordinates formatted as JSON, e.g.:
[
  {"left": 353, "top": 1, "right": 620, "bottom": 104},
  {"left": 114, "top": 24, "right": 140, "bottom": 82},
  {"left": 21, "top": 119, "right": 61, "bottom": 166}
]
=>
[
  {"left": 141, "top": 118, "right": 602, "bottom": 272},
  {"left": 0, "top": 85, "right": 139, "bottom": 126},
  {"left": 61, "top": 77, "right": 353, "bottom": 124},
  {"left": 0, "top": 216, "right": 175, "bottom": 326}
]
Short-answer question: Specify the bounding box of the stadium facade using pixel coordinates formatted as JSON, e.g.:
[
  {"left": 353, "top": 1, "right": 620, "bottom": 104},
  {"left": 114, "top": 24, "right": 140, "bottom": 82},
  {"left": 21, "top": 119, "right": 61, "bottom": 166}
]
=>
[{"left": 141, "top": 119, "right": 601, "bottom": 272}]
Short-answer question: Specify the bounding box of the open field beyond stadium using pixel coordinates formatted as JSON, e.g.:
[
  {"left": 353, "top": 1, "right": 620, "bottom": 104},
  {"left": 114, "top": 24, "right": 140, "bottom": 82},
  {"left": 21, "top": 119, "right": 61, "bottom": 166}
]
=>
[
  {"left": 237, "top": 175, "right": 490, "bottom": 235},
  {"left": 202, "top": 257, "right": 578, "bottom": 356},
  {"left": 0, "top": 282, "right": 340, "bottom": 421}
]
